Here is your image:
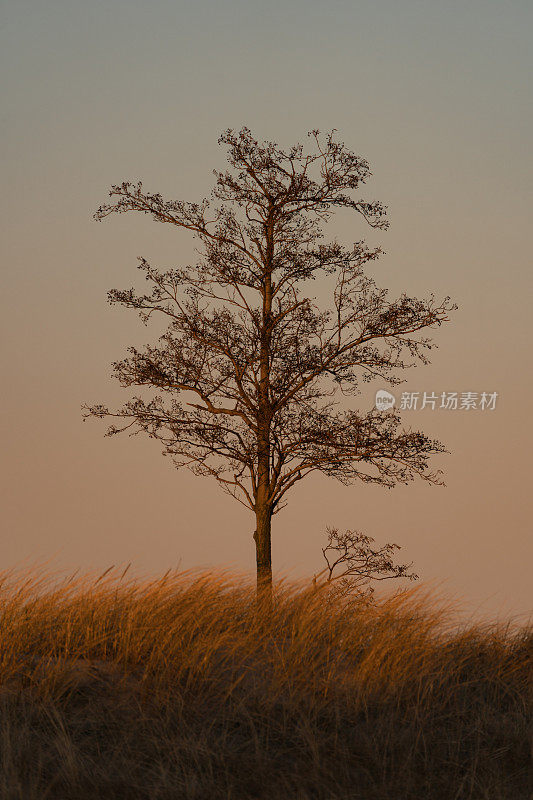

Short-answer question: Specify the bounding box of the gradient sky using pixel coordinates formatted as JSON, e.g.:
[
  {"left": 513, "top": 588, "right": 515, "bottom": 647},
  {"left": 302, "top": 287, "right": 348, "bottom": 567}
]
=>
[{"left": 2, "top": 0, "right": 532, "bottom": 620}]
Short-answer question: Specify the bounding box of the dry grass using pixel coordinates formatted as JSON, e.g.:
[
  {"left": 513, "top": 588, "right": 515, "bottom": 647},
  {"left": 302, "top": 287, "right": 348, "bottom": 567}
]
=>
[{"left": 0, "top": 566, "right": 530, "bottom": 799}]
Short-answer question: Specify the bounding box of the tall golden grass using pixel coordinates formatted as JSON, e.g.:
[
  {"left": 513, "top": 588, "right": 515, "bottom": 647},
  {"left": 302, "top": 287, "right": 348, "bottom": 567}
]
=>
[{"left": 0, "top": 566, "right": 530, "bottom": 799}]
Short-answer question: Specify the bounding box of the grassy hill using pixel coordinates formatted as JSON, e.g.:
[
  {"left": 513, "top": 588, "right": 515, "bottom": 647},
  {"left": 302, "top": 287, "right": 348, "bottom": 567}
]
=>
[{"left": 0, "top": 567, "right": 530, "bottom": 799}]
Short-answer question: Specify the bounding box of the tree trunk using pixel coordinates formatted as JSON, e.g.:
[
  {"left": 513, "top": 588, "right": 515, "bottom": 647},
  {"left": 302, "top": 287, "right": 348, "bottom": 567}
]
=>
[
  {"left": 254, "top": 501, "right": 272, "bottom": 610},
  {"left": 255, "top": 212, "right": 274, "bottom": 611}
]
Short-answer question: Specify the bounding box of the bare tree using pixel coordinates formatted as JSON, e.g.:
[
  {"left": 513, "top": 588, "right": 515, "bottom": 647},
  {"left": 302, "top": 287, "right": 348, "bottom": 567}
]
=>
[
  {"left": 313, "top": 526, "right": 418, "bottom": 604},
  {"left": 83, "top": 127, "right": 455, "bottom": 602}
]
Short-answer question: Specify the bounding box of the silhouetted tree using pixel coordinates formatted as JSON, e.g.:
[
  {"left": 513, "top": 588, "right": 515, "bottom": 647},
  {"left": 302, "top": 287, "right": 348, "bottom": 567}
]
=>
[
  {"left": 313, "top": 526, "right": 418, "bottom": 605},
  {"left": 84, "top": 127, "right": 455, "bottom": 602}
]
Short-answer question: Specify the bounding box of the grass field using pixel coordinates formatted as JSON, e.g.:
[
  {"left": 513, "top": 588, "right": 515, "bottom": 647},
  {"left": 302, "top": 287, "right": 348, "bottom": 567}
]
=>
[{"left": 0, "top": 567, "right": 530, "bottom": 799}]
